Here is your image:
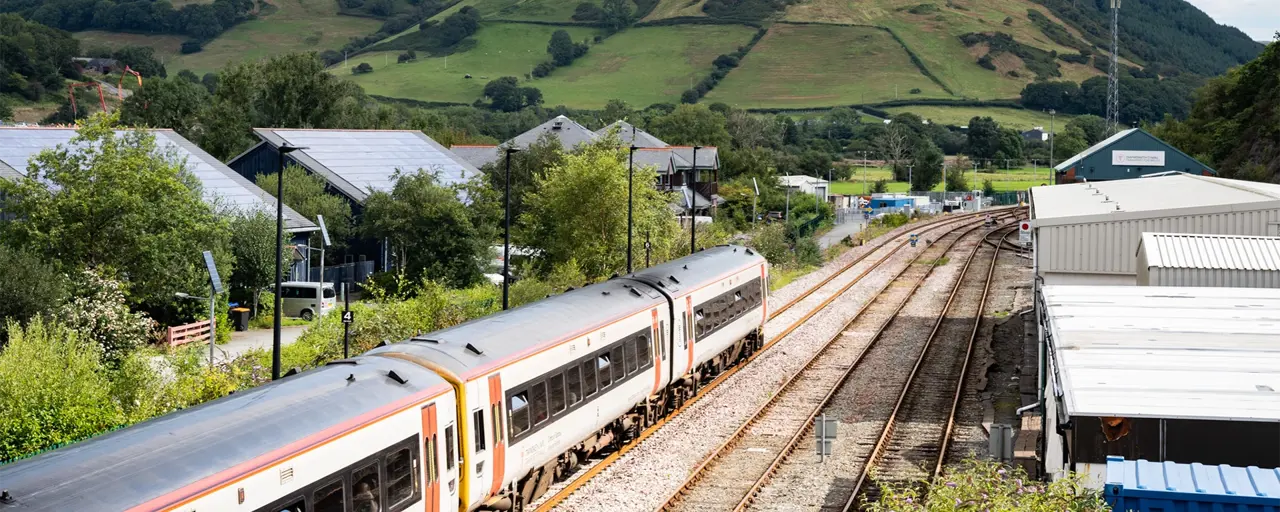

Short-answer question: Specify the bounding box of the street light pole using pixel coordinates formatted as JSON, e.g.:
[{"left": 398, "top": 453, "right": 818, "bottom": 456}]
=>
[
  {"left": 628, "top": 146, "right": 636, "bottom": 274},
  {"left": 1048, "top": 109, "right": 1056, "bottom": 185},
  {"left": 273, "top": 143, "right": 306, "bottom": 381},
  {"left": 503, "top": 147, "right": 520, "bottom": 310},
  {"left": 861, "top": 150, "right": 868, "bottom": 195}
]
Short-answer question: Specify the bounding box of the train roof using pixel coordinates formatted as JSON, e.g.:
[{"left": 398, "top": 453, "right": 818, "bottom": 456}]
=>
[
  {"left": 370, "top": 276, "right": 668, "bottom": 380},
  {"left": 0, "top": 355, "right": 450, "bottom": 511},
  {"left": 627, "top": 245, "right": 766, "bottom": 296}
]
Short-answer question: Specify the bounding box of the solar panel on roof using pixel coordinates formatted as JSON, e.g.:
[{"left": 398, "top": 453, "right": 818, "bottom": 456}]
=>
[{"left": 271, "top": 130, "right": 475, "bottom": 200}]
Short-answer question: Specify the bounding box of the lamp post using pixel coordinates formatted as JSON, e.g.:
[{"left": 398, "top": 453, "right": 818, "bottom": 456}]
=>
[
  {"left": 273, "top": 143, "right": 306, "bottom": 381},
  {"left": 628, "top": 145, "right": 636, "bottom": 274},
  {"left": 176, "top": 292, "right": 215, "bottom": 366},
  {"left": 1048, "top": 109, "right": 1056, "bottom": 185},
  {"left": 503, "top": 148, "right": 521, "bottom": 310},
  {"left": 689, "top": 146, "right": 701, "bottom": 255}
]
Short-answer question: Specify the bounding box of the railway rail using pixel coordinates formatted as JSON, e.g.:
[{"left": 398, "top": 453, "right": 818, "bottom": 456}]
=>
[
  {"left": 657, "top": 215, "right": 1010, "bottom": 511},
  {"left": 534, "top": 209, "right": 1017, "bottom": 512},
  {"left": 842, "top": 225, "right": 1018, "bottom": 510}
]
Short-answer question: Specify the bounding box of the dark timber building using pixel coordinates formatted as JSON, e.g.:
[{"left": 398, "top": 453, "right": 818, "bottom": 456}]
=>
[{"left": 1054, "top": 128, "right": 1216, "bottom": 184}]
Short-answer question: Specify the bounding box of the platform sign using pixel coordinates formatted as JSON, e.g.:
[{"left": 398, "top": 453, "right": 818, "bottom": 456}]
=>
[
  {"left": 815, "top": 413, "right": 838, "bottom": 461},
  {"left": 1019, "top": 221, "right": 1032, "bottom": 244},
  {"left": 342, "top": 311, "right": 354, "bottom": 324}
]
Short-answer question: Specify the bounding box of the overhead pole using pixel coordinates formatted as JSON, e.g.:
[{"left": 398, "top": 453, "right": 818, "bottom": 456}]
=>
[{"left": 1106, "top": 0, "right": 1122, "bottom": 135}]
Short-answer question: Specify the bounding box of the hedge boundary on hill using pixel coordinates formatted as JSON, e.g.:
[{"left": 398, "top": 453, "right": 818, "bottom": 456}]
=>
[
  {"left": 486, "top": 18, "right": 607, "bottom": 28},
  {"left": 370, "top": 95, "right": 472, "bottom": 108},
  {"left": 771, "top": 20, "right": 956, "bottom": 97},
  {"left": 634, "top": 16, "right": 763, "bottom": 29},
  {"left": 742, "top": 98, "right": 1024, "bottom": 116}
]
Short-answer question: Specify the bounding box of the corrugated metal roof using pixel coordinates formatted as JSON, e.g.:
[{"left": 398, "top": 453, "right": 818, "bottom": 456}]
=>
[
  {"left": 448, "top": 145, "right": 501, "bottom": 169},
  {"left": 597, "top": 120, "right": 667, "bottom": 148},
  {"left": 1031, "top": 173, "right": 1280, "bottom": 226},
  {"left": 507, "top": 115, "right": 598, "bottom": 151},
  {"left": 1054, "top": 128, "right": 1138, "bottom": 171},
  {"left": 0, "top": 128, "right": 318, "bottom": 232},
  {"left": 1043, "top": 285, "right": 1280, "bottom": 421},
  {"left": 253, "top": 129, "right": 478, "bottom": 204},
  {"left": 670, "top": 146, "right": 718, "bottom": 169},
  {"left": 1139, "top": 232, "right": 1280, "bottom": 271},
  {"left": 1105, "top": 456, "right": 1280, "bottom": 508}
]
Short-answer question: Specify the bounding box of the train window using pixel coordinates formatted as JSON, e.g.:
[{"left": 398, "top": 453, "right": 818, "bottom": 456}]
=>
[
  {"left": 445, "top": 425, "right": 456, "bottom": 470},
  {"left": 623, "top": 338, "right": 637, "bottom": 374},
  {"left": 473, "top": 410, "right": 487, "bottom": 452},
  {"left": 510, "top": 392, "right": 530, "bottom": 436},
  {"left": 611, "top": 345, "right": 626, "bottom": 382},
  {"left": 636, "top": 336, "right": 650, "bottom": 368},
  {"left": 582, "top": 360, "right": 597, "bottom": 396},
  {"left": 566, "top": 365, "right": 582, "bottom": 405},
  {"left": 549, "top": 373, "right": 566, "bottom": 414},
  {"left": 386, "top": 448, "right": 415, "bottom": 507},
  {"left": 597, "top": 355, "right": 612, "bottom": 387},
  {"left": 351, "top": 464, "right": 381, "bottom": 512},
  {"left": 272, "top": 498, "right": 305, "bottom": 512},
  {"left": 313, "top": 479, "right": 344, "bottom": 512},
  {"left": 530, "top": 380, "right": 549, "bottom": 424}
]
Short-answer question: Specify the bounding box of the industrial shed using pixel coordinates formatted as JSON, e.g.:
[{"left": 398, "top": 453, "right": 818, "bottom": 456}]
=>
[
  {"left": 1038, "top": 285, "right": 1280, "bottom": 486},
  {"left": 1054, "top": 128, "right": 1216, "bottom": 183},
  {"left": 1030, "top": 173, "right": 1280, "bottom": 285},
  {"left": 1137, "top": 232, "right": 1280, "bottom": 287}
]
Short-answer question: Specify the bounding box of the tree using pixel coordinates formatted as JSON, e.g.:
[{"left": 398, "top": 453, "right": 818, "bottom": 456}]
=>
[
  {"left": 255, "top": 165, "right": 355, "bottom": 253},
  {"left": 0, "top": 244, "right": 68, "bottom": 339},
  {"left": 176, "top": 69, "right": 200, "bottom": 83},
  {"left": 601, "top": 99, "right": 631, "bottom": 123},
  {"left": 109, "top": 46, "right": 167, "bottom": 77},
  {"left": 726, "top": 111, "right": 779, "bottom": 149},
  {"left": 945, "top": 168, "right": 969, "bottom": 192},
  {"left": 601, "top": 0, "right": 631, "bottom": 31},
  {"left": 353, "top": 62, "right": 374, "bottom": 74},
  {"left": 362, "top": 172, "right": 498, "bottom": 288},
  {"left": 0, "top": 113, "right": 233, "bottom": 310},
  {"left": 1067, "top": 114, "right": 1107, "bottom": 145},
  {"left": 483, "top": 76, "right": 533, "bottom": 112},
  {"left": 910, "top": 140, "right": 944, "bottom": 192},
  {"left": 547, "top": 29, "right": 576, "bottom": 66},
  {"left": 649, "top": 104, "right": 732, "bottom": 148},
  {"left": 120, "top": 77, "right": 210, "bottom": 137},
  {"left": 967, "top": 116, "right": 1002, "bottom": 160},
  {"left": 572, "top": 2, "right": 605, "bottom": 21},
  {"left": 0, "top": 98, "right": 11, "bottom": 121},
  {"left": 875, "top": 123, "right": 912, "bottom": 181},
  {"left": 201, "top": 72, "right": 219, "bottom": 94},
  {"left": 518, "top": 137, "right": 680, "bottom": 279},
  {"left": 482, "top": 133, "right": 564, "bottom": 223},
  {"left": 229, "top": 212, "right": 283, "bottom": 315}
]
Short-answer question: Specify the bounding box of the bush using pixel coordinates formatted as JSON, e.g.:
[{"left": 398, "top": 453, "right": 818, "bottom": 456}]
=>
[
  {"left": 909, "top": 88, "right": 922, "bottom": 94},
  {"left": 681, "top": 89, "right": 699, "bottom": 104},
  {"left": 57, "top": 269, "right": 157, "bottom": 365},
  {"left": 180, "top": 40, "right": 203, "bottom": 54},
  {"left": 0, "top": 244, "right": 67, "bottom": 339},
  {"left": 983, "top": 178, "right": 996, "bottom": 196},
  {"left": 352, "top": 62, "right": 374, "bottom": 74},
  {"left": 747, "top": 223, "right": 789, "bottom": 266},
  {"left": 871, "top": 459, "right": 1107, "bottom": 511},
  {"left": 713, "top": 54, "right": 739, "bottom": 69},
  {"left": 872, "top": 180, "right": 889, "bottom": 193},
  {"left": 572, "top": 2, "right": 605, "bottom": 21}
]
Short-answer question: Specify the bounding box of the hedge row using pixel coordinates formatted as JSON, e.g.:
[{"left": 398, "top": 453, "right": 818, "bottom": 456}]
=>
[{"left": 680, "top": 27, "right": 769, "bottom": 104}]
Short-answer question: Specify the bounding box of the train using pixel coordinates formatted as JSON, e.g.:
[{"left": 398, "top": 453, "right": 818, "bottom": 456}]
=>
[{"left": 0, "top": 245, "right": 769, "bottom": 512}]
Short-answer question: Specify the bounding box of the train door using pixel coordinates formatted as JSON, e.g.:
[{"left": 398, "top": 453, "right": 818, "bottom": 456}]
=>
[
  {"left": 684, "top": 295, "right": 695, "bottom": 374},
  {"left": 467, "top": 377, "right": 492, "bottom": 509},
  {"left": 420, "top": 404, "right": 441, "bottom": 512},
  {"left": 487, "top": 374, "right": 506, "bottom": 497},
  {"left": 650, "top": 309, "right": 663, "bottom": 393}
]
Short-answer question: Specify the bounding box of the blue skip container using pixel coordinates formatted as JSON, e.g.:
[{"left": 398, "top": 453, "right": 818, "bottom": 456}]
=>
[{"left": 1105, "top": 456, "right": 1280, "bottom": 512}]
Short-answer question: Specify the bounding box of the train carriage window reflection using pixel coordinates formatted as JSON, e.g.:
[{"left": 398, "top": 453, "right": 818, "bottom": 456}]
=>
[
  {"left": 530, "top": 380, "right": 549, "bottom": 424},
  {"left": 273, "top": 499, "right": 305, "bottom": 512},
  {"left": 636, "top": 336, "right": 651, "bottom": 368},
  {"left": 473, "top": 410, "right": 487, "bottom": 452},
  {"left": 549, "top": 373, "right": 566, "bottom": 414},
  {"left": 611, "top": 345, "right": 625, "bottom": 382},
  {"left": 509, "top": 392, "right": 530, "bottom": 436},
  {"left": 313, "top": 480, "right": 344, "bottom": 512},
  {"left": 386, "top": 448, "right": 415, "bottom": 507},
  {"left": 352, "top": 464, "right": 380, "bottom": 512},
  {"left": 566, "top": 366, "right": 582, "bottom": 405},
  {"left": 445, "top": 425, "right": 456, "bottom": 470},
  {"left": 624, "top": 338, "right": 637, "bottom": 374},
  {"left": 582, "top": 360, "right": 597, "bottom": 396},
  {"left": 597, "top": 354, "right": 612, "bottom": 387}
]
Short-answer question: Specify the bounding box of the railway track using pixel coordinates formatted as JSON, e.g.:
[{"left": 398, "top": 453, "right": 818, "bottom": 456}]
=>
[
  {"left": 842, "top": 225, "right": 1017, "bottom": 509},
  {"left": 657, "top": 216, "right": 1003, "bottom": 512},
  {"left": 534, "top": 209, "right": 1017, "bottom": 511}
]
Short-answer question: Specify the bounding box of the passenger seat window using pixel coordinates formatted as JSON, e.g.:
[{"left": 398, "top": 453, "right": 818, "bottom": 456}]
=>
[
  {"left": 549, "top": 373, "right": 566, "bottom": 414},
  {"left": 352, "top": 464, "right": 380, "bottom": 512},
  {"left": 274, "top": 499, "right": 305, "bottom": 512},
  {"left": 386, "top": 448, "right": 414, "bottom": 507},
  {"left": 597, "top": 355, "right": 612, "bottom": 387},
  {"left": 313, "top": 480, "right": 344, "bottom": 512},
  {"left": 582, "top": 361, "right": 597, "bottom": 396},
  {"left": 445, "top": 425, "right": 456, "bottom": 470},
  {"left": 566, "top": 365, "right": 582, "bottom": 405},
  {"left": 472, "top": 410, "right": 487, "bottom": 452},
  {"left": 530, "top": 380, "right": 549, "bottom": 424},
  {"left": 510, "top": 392, "right": 530, "bottom": 436}
]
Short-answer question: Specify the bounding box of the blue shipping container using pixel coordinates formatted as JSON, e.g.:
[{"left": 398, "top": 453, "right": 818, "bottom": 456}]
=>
[{"left": 1105, "top": 456, "right": 1280, "bottom": 512}]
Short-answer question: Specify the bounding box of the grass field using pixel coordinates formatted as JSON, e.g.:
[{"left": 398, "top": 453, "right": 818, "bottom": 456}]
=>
[
  {"left": 706, "top": 24, "right": 949, "bottom": 108},
  {"left": 832, "top": 166, "right": 1052, "bottom": 193},
  {"left": 536, "top": 24, "right": 757, "bottom": 108},
  {"left": 781, "top": 0, "right": 1106, "bottom": 100},
  {"left": 77, "top": 0, "right": 381, "bottom": 75},
  {"left": 883, "top": 105, "right": 1069, "bottom": 130},
  {"left": 642, "top": 0, "right": 707, "bottom": 21},
  {"left": 344, "top": 23, "right": 599, "bottom": 104}
]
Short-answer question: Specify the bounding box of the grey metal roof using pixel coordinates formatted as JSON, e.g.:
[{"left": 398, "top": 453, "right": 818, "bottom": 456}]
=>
[
  {"left": 677, "top": 186, "right": 713, "bottom": 209},
  {"left": 671, "top": 146, "right": 719, "bottom": 169},
  {"left": 0, "top": 128, "right": 317, "bottom": 232},
  {"left": 597, "top": 120, "right": 668, "bottom": 148},
  {"left": 1138, "top": 232, "right": 1280, "bottom": 271},
  {"left": 0, "top": 355, "right": 451, "bottom": 510},
  {"left": 506, "top": 115, "right": 599, "bottom": 151},
  {"left": 1030, "top": 173, "right": 1280, "bottom": 227},
  {"left": 1055, "top": 128, "right": 1138, "bottom": 171},
  {"left": 1042, "top": 285, "right": 1280, "bottom": 421},
  {"left": 632, "top": 148, "right": 676, "bottom": 174},
  {"left": 253, "top": 129, "right": 479, "bottom": 203},
  {"left": 449, "top": 144, "right": 501, "bottom": 169}
]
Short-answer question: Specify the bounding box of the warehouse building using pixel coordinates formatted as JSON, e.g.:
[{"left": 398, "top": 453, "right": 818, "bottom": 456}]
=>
[
  {"left": 1054, "top": 128, "right": 1216, "bottom": 183},
  {"left": 1137, "top": 232, "right": 1280, "bottom": 287},
  {"left": 1038, "top": 285, "right": 1280, "bottom": 485},
  {"left": 1029, "top": 173, "right": 1280, "bottom": 285}
]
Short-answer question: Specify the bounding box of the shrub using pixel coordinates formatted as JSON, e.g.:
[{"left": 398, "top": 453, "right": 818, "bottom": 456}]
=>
[
  {"left": 180, "top": 40, "right": 202, "bottom": 54},
  {"left": 58, "top": 269, "right": 157, "bottom": 365},
  {"left": 983, "top": 178, "right": 996, "bottom": 196},
  {"left": 909, "top": 88, "right": 922, "bottom": 94},
  {"left": 871, "top": 459, "right": 1107, "bottom": 511},
  {"left": 872, "top": 180, "right": 889, "bottom": 193},
  {"left": 713, "top": 54, "right": 739, "bottom": 69},
  {"left": 681, "top": 89, "right": 699, "bottom": 104},
  {"left": 747, "top": 223, "right": 789, "bottom": 266},
  {"left": 353, "top": 62, "right": 374, "bottom": 74},
  {"left": 1003, "top": 16, "right": 1013, "bottom": 25},
  {"left": 0, "top": 244, "right": 68, "bottom": 339}
]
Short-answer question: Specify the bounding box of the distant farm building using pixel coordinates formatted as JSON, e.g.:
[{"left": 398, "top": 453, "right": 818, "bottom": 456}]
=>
[{"left": 1054, "top": 128, "right": 1215, "bottom": 184}]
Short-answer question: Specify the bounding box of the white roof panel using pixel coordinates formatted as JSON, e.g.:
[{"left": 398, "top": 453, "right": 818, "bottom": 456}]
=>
[
  {"left": 1043, "top": 285, "right": 1280, "bottom": 422},
  {"left": 1139, "top": 232, "right": 1280, "bottom": 271},
  {"left": 1031, "top": 173, "right": 1280, "bottom": 225},
  {"left": 0, "top": 128, "right": 317, "bottom": 231}
]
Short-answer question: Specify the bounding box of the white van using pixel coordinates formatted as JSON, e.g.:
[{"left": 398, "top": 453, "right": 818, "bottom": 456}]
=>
[{"left": 279, "top": 282, "right": 336, "bottom": 321}]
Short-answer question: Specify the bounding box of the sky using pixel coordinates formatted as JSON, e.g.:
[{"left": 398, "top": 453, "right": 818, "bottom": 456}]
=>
[{"left": 1185, "top": 0, "right": 1277, "bottom": 41}]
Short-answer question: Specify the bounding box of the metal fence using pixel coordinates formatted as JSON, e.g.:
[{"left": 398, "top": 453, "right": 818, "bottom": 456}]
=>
[{"left": 306, "top": 260, "right": 375, "bottom": 285}]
